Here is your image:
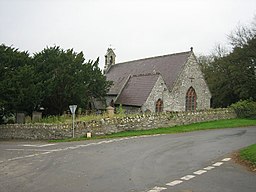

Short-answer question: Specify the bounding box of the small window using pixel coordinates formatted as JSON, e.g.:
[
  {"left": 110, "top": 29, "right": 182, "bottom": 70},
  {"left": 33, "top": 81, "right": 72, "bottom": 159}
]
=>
[
  {"left": 110, "top": 56, "right": 113, "bottom": 65},
  {"left": 155, "top": 98, "right": 163, "bottom": 113}
]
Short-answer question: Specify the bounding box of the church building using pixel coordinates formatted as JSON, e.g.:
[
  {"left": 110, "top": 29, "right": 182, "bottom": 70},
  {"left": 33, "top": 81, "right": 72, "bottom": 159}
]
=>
[{"left": 103, "top": 48, "right": 211, "bottom": 113}]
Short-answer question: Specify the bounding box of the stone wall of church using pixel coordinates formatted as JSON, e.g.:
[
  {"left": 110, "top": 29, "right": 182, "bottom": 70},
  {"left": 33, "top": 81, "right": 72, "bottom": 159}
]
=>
[
  {"left": 141, "top": 76, "right": 169, "bottom": 113},
  {"left": 170, "top": 54, "right": 211, "bottom": 111}
]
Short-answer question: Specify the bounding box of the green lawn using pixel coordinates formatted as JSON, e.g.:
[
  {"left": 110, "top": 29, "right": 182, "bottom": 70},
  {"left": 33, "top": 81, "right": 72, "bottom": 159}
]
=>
[
  {"left": 240, "top": 144, "right": 256, "bottom": 165},
  {"left": 49, "top": 118, "right": 256, "bottom": 142}
]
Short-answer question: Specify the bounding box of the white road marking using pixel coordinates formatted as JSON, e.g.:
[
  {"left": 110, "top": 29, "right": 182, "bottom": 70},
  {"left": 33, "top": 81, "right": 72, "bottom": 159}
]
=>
[
  {"left": 180, "top": 175, "right": 195, "bottom": 181},
  {"left": 6, "top": 149, "right": 56, "bottom": 152},
  {"left": 8, "top": 156, "right": 24, "bottom": 161},
  {"left": 67, "top": 146, "right": 79, "bottom": 150},
  {"left": 86, "top": 143, "right": 98, "bottom": 146},
  {"left": 38, "top": 144, "right": 56, "bottom": 147},
  {"left": 21, "top": 144, "right": 56, "bottom": 148},
  {"left": 21, "top": 144, "right": 37, "bottom": 147},
  {"left": 204, "top": 166, "right": 215, "bottom": 170},
  {"left": 148, "top": 186, "right": 167, "bottom": 192},
  {"left": 164, "top": 157, "right": 230, "bottom": 188},
  {"left": 166, "top": 180, "right": 183, "bottom": 186},
  {"left": 140, "top": 135, "right": 151, "bottom": 138},
  {"left": 193, "top": 170, "right": 207, "bottom": 175},
  {"left": 213, "top": 162, "right": 223, "bottom": 166},
  {"left": 222, "top": 158, "right": 231, "bottom": 162},
  {"left": 24, "top": 154, "right": 35, "bottom": 158},
  {"left": 41, "top": 151, "right": 52, "bottom": 155}
]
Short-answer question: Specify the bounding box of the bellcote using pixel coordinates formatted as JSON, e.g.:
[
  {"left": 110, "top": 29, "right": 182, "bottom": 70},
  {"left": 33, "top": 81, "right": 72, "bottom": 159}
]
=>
[{"left": 104, "top": 48, "right": 116, "bottom": 74}]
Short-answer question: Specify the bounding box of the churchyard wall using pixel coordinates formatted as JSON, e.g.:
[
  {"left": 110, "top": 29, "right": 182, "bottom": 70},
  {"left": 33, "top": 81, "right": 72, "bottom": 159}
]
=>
[{"left": 0, "top": 108, "right": 236, "bottom": 140}]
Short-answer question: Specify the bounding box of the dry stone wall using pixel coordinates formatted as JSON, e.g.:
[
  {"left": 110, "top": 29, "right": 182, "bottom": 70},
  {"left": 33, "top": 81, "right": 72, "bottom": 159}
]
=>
[{"left": 0, "top": 108, "right": 236, "bottom": 140}]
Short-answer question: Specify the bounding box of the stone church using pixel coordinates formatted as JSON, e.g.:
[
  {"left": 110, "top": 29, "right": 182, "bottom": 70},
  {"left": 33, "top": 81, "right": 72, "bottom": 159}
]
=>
[{"left": 103, "top": 47, "right": 211, "bottom": 113}]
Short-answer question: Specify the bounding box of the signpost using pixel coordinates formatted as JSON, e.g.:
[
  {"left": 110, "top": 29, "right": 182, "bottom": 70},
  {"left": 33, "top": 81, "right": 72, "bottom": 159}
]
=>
[{"left": 69, "top": 105, "right": 77, "bottom": 138}]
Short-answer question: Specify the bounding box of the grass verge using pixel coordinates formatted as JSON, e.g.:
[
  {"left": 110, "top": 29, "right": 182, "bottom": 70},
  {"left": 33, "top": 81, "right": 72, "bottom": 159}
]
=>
[
  {"left": 49, "top": 118, "right": 256, "bottom": 143},
  {"left": 240, "top": 144, "right": 256, "bottom": 166},
  {"left": 233, "top": 144, "right": 256, "bottom": 172}
]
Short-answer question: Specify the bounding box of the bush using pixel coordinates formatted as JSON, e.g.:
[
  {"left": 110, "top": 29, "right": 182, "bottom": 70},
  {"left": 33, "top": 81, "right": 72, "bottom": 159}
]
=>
[
  {"left": 231, "top": 100, "right": 256, "bottom": 119},
  {"left": 116, "top": 104, "right": 125, "bottom": 115},
  {"left": 36, "top": 115, "right": 67, "bottom": 124}
]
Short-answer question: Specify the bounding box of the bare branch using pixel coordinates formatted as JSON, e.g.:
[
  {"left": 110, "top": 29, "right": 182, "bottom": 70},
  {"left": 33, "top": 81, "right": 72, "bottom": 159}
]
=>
[{"left": 228, "top": 24, "right": 254, "bottom": 48}]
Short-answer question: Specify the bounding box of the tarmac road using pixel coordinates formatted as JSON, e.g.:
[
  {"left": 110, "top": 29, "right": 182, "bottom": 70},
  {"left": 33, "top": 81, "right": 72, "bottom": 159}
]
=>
[{"left": 0, "top": 127, "right": 255, "bottom": 192}]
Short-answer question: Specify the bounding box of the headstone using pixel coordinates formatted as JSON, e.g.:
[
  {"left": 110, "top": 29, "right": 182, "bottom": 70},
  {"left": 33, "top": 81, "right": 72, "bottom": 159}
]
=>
[
  {"left": 32, "top": 111, "right": 42, "bottom": 122},
  {"left": 16, "top": 113, "right": 25, "bottom": 124}
]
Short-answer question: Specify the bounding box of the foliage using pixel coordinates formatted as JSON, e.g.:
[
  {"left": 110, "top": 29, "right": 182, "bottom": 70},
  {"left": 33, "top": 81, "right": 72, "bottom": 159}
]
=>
[
  {"left": 33, "top": 46, "right": 111, "bottom": 115},
  {"left": 37, "top": 115, "right": 67, "bottom": 124},
  {"left": 240, "top": 144, "right": 256, "bottom": 165},
  {"left": 0, "top": 44, "right": 111, "bottom": 123},
  {"left": 0, "top": 44, "right": 41, "bottom": 120},
  {"left": 199, "top": 17, "right": 256, "bottom": 107},
  {"left": 231, "top": 100, "right": 256, "bottom": 119},
  {"left": 116, "top": 104, "right": 125, "bottom": 115}
]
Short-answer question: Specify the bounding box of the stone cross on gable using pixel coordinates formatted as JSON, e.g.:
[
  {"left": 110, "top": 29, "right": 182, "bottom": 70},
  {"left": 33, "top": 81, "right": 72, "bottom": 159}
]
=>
[{"left": 189, "top": 77, "right": 195, "bottom": 82}]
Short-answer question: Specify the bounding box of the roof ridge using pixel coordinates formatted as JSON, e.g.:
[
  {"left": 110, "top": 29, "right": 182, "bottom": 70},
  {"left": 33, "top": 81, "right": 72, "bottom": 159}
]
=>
[
  {"left": 115, "top": 50, "right": 191, "bottom": 66},
  {"left": 132, "top": 72, "right": 160, "bottom": 77}
]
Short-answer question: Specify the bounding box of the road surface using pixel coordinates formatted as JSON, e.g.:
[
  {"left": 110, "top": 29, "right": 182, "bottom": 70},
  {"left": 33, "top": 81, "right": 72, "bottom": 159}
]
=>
[{"left": 0, "top": 127, "right": 255, "bottom": 192}]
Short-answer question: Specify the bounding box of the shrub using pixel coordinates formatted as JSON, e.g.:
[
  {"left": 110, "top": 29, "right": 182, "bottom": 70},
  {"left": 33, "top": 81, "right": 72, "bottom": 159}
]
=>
[
  {"left": 36, "top": 115, "right": 67, "bottom": 124},
  {"left": 116, "top": 104, "right": 125, "bottom": 115},
  {"left": 231, "top": 100, "right": 256, "bottom": 119}
]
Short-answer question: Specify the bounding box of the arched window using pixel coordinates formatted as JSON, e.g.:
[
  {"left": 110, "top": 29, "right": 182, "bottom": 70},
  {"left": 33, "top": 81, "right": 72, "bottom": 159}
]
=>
[
  {"left": 186, "top": 87, "right": 197, "bottom": 112},
  {"left": 155, "top": 98, "right": 163, "bottom": 113}
]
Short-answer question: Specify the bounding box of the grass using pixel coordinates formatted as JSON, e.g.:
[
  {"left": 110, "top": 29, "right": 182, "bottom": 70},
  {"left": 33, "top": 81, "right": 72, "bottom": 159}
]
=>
[
  {"left": 239, "top": 144, "right": 256, "bottom": 165},
  {"left": 49, "top": 118, "right": 256, "bottom": 142}
]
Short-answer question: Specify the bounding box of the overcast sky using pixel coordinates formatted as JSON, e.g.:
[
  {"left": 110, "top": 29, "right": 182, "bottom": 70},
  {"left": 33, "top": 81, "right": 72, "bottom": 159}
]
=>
[{"left": 1, "top": 0, "right": 256, "bottom": 69}]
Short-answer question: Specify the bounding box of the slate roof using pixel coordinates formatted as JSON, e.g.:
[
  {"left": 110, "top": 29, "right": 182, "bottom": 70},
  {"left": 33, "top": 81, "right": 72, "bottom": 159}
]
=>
[
  {"left": 106, "top": 51, "right": 191, "bottom": 95},
  {"left": 115, "top": 74, "right": 160, "bottom": 106}
]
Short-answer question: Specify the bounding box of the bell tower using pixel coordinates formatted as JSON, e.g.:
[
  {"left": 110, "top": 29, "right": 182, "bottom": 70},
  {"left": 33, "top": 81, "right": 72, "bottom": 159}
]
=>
[{"left": 104, "top": 48, "right": 116, "bottom": 74}]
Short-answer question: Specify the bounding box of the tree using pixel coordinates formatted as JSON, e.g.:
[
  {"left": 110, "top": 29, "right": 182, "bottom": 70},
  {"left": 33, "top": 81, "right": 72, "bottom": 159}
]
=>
[
  {"left": 0, "top": 44, "right": 40, "bottom": 120},
  {"left": 0, "top": 44, "right": 111, "bottom": 122},
  {"left": 33, "top": 46, "right": 111, "bottom": 115},
  {"left": 199, "top": 17, "right": 256, "bottom": 107}
]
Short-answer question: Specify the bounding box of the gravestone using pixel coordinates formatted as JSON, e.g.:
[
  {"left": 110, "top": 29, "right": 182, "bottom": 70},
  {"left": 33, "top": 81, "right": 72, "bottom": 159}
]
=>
[
  {"left": 16, "top": 113, "right": 25, "bottom": 124},
  {"left": 32, "top": 111, "right": 42, "bottom": 122}
]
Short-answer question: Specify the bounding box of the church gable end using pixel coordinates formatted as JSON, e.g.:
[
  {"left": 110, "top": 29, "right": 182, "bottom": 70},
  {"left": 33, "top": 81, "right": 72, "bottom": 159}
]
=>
[
  {"left": 170, "top": 52, "right": 211, "bottom": 111},
  {"left": 141, "top": 75, "right": 168, "bottom": 113},
  {"left": 115, "top": 74, "right": 160, "bottom": 107}
]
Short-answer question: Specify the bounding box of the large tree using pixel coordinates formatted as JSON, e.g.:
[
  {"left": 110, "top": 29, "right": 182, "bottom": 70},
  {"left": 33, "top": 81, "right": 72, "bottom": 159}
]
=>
[
  {"left": 0, "top": 44, "right": 111, "bottom": 122},
  {"left": 0, "top": 44, "right": 40, "bottom": 120},
  {"left": 33, "top": 46, "right": 111, "bottom": 115},
  {"left": 199, "top": 17, "right": 256, "bottom": 107}
]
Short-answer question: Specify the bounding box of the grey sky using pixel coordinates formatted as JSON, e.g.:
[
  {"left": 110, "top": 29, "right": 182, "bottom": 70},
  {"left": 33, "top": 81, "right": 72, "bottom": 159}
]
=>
[{"left": 0, "top": 0, "right": 256, "bottom": 68}]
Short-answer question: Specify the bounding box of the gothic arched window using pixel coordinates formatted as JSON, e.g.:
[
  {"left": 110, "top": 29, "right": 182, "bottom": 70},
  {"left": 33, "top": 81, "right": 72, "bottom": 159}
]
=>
[
  {"left": 186, "top": 87, "right": 197, "bottom": 112},
  {"left": 155, "top": 98, "right": 163, "bottom": 113}
]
